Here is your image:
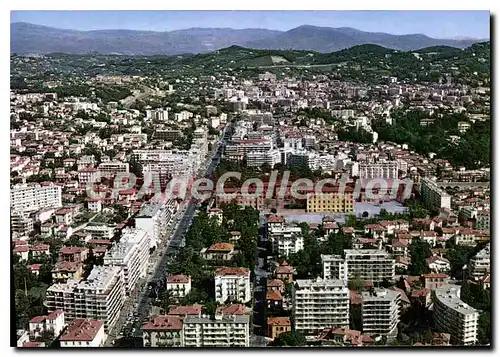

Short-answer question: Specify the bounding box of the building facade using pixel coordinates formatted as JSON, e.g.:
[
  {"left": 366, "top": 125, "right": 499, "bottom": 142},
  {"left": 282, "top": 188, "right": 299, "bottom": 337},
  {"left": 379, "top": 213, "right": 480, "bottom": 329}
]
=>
[
  {"left": 11, "top": 183, "right": 62, "bottom": 213},
  {"left": 432, "top": 284, "right": 478, "bottom": 346},
  {"left": 292, "top": 278, "right": 349, "bottom": 335},
  {"left": 361, "top": 289, "right": 400, "bottom": 339}
]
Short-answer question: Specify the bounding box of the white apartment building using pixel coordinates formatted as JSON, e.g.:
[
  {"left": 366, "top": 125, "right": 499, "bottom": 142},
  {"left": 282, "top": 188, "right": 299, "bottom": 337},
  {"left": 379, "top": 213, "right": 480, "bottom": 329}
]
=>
[
  {"left": 361, "top": 288, "right": 401, "bottom": 339},
  {"left": 146, "top": 108, "right": 169, "bottom": 121},
  {"left": 267, "top": 223, "right": 304, "bottom": 257},
  {"left": 321, "top": 254, "right": 348, "bottom": 282},
  {"left": 60, "top": 319, "right": 106, "bottom": 347},
  {"left": 246, "top": 149, "right": 281, "bottom": 168},
  {"left": 45, "top": 266, "right": 126, "bottom": 333},
  {"left": 468, "top": 243, "right": 490, "bottom": 280},
  {"left": 433, "top": 284, "right": 479, "bottom": 346},
  {"left": 358, "top": 160, "right": 398, "bottom": 179},
  {"left": 292, "top": 278, "right": 349, "bottom": 335},
  {"left": 344, "top": 249, "right": 395, "bottom": 283},
  {"left": 183, "top": 314, "right": 250, "bottom": 347},
  {"left": 103, "top": 228, "right": 150, "bottom": 293},
  {"left": 135, "top": 201, "right": 176, "bottom": 248},
  {"left": 98, "top": 161, "right": 130, "bottom": 174},
  {"left": 287, "top": 150, "right": 319, "bottom": 170},
  {"left": 225, "top": 138, "right": 273, "bottom": 160},
  {"left": 420, "top": 178, "right": 452, "bottom": 211},
  {"left": 11, "top": 212, "right": 34, "bottom": 238},
  {"left": 131, "top": 149, "right": 197, "bottom": 183},
  {"left": 214, "top": 267, "right": 251, "bottom": 304},
  {"left": 11, "top": 183, "right": 62, "bottom": 213}
]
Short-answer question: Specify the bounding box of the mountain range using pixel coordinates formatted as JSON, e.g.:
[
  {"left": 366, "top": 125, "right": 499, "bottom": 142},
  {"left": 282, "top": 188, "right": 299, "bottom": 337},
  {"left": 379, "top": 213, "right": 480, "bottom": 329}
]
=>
[{"left": 11, "top": 22, "right": 487, "bottom": 55}]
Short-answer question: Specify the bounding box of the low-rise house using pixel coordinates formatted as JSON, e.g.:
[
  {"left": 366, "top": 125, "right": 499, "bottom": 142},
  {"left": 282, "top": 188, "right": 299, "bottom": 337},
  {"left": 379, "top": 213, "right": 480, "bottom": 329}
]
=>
[
  {"left": 14, "top": 245, "right": 29, "bottom": 261},
  {"left": 142, "top": 315, "right": 183, "bottom": 347},
  {"left": 267, "top": 279, "right": 285, "bottom": 293},
  {"left": 30, "top": 244, "right": 51, "bottom": 257},
  {"left": 29, "top": 310, "right": 65, "bottom": 340},
  {"left": 316, "top": 327, "right": 374, "bottom": 347},
  {"left": 52, "top": 261, "right": 84, "bottom": 283},
  {"left": 266, "top": 289, "right": 283, "bottom": 311},
  {"left": 390, "top": 239, "right": 409, "bottom": 257},
  {"left": 168, "top": 304, "right": 203, "bottom": 317},
  {"left": 425, "top": 256, "right": 451, "bottom": 273},
  {"left": 267, "top": 317, "right": 291, "bottom": 340},
  {"left": 166, "top": 275, "right": 192, "bottom": 299},
  {"left": 200, "top": 243, "right": 238, "bottom": 261},
  {"left": 411, "top": 288, "right": 431, "bottom": 307},
  {"left": 274, "top": 261, "right": 294, "bottom": 283},
  {"left": 421, "top": 273, "right": 449, "bottom": 290},
  {"left": 420, "top": 231, "right": 437, "bottom": 247},
  {"left": 59, "top": 246, "right": 88, "bottom": 263}
]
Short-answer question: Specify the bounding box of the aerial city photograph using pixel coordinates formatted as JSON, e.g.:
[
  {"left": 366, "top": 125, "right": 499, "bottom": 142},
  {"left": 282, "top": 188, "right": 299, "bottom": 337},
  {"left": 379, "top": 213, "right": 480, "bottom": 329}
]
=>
[{"left": 10, "top": 10, "right": 491, "bottom": 348}]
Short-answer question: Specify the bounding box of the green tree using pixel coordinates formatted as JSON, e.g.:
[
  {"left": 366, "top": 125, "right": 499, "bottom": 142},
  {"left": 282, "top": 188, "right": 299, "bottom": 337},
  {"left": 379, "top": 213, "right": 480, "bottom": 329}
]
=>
[
  {"left": 271, "top": 331, "right": 306, "bottom": 347},
  {"left": 408, "top": 240, "right": 432, "bottom": 275}
]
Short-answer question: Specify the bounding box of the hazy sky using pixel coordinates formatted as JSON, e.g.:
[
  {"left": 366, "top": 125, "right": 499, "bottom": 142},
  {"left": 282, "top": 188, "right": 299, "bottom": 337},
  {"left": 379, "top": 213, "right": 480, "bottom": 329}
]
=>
[{"left": 11, "top": 10, "right": 490, "bottom": 39}]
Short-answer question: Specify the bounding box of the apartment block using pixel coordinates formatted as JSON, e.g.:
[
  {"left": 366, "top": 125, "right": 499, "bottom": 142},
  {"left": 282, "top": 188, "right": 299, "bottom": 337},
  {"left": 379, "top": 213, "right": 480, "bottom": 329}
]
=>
[
  {"left": 103, "top": 228, "right": 150, "bottom": 293},
  {"left": 432, "top": 284, "right": 478, "bottom": 345},
  {"left": 135, "top": 201, "right": 176, "bottom": 248},
  {"left": 307, "top": 192, "right": 355, "bottom": 213},
  {"left": 358, "top": 160, "right": 398, "bottom": 180},
  {"left": 11, "top": 212, "right": 34, "bottom": 238},
  {"left": 45, "top": 266, "right": 126, "bottom": 333},
  {"left": 246, "top": 149, "right": 281, "bottom": 168},
  {"left": 321, "top": 254, "right": 348, "bottom": 282},
  {"left": 344, "top": 249, "right": 395, "bottom": 283},
  {"left": 292, "top": 278, "right": 349, "bottom": 335},
  {"left": 361, "top": 288, "right": 400, "bottom": 339},
  {"left": 183, "top": 314, "right": 250, "bottom": 347},
  {"left": 11, "top": 183, "right": 62, "bottom": 213},
  {"left": 420, "top": 178, "right": 451, "bottom": 211},
  {"left": 468, "top": 243, "right": 490, "bottom": 280},
  {"left": 98, "top": 161, "right": 129, "bottom": 175},
  {"left": 267, "top": 222, "right": 304, "bottom": 257},
  {"left": 214, "top": 267, "right": 251, "bottom": 304}
]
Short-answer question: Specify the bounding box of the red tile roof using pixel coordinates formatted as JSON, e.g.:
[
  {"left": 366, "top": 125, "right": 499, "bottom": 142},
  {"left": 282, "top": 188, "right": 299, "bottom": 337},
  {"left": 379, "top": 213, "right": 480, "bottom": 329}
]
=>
[
  {"left": 267, "top": 279, "right": 285, "bottom": 288},
  {"left": 267, "top": 317, "right": 291, "bottom": 326},
  {"left": 60, "top": 246, "right": 87, "bottom": 255},
  {"left": 207, "top": 243, "right": 234, "bottom": 253},
  {"left": 267, "top": 214, "right": 284, "bottom": 223},
  {"left": 14, "top": 245, "right": 29, "bottom": 253},
  {"left": 168, "top": 304, "right": 203, "bottom": 316},
  {"left": 216, "top": 304, "right": 249, "bottom": 316},
  {"left": 23, "top": 342, "right": 44, "bottom": 348},
  {"left": 266, "top": 289, "right": 282, "bottom": 301},
  {"left": 215, "top": 267, "right": 249, "bottom": 277},
  {"left": 30, "top": 244, "right": 50, "bottom": 251},
  {"left": 167, "top": 274, "right": 191, "bottom": 284},
  {"left": 59, "top": 319, "right": 103, "bottom": 341},
  {"left": 53, "top": 261, "right": 83, "bottom": 272},
  {"left": 142, "top": 315, "right": 183, "bottom": 331},
  {"left": 30, "top": 315, "right": 46, "bottom": 323}
]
